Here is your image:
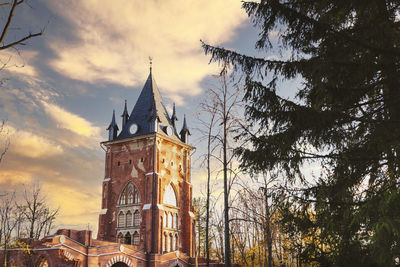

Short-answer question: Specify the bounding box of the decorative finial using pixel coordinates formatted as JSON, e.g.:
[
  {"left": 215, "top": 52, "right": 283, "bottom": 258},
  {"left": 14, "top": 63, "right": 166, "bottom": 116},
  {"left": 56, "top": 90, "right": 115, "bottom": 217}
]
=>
[{"left": 149, "top": 56, "right": 153, "bottom": 73}]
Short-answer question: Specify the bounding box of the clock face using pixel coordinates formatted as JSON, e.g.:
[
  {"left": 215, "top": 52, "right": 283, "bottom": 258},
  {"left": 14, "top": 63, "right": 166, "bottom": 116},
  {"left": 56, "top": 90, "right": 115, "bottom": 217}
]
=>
[
  {"left": 129, "top": 123, "right": 138, "bottom": 134},
  {"left": 166, "top": 126, "right": 173, "bottom": 136}
]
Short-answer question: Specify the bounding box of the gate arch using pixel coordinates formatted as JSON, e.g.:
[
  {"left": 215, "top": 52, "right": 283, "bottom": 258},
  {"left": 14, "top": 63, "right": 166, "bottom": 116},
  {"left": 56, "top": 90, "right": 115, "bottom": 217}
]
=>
[{"left": 105, "top": 254, "right": 133, "bottom": 267}]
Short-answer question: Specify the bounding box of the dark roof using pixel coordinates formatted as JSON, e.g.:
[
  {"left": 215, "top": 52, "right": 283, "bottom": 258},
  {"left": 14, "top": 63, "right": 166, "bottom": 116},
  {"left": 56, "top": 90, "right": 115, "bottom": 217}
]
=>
[{"left": 116, "top": 71, "right": 181, "bottom": 141}]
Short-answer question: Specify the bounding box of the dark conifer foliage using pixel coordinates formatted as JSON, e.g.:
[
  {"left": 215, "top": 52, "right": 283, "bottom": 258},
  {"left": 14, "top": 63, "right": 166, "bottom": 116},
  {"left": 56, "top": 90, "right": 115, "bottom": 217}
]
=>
[{"left": 203, "top": 0, "right": 400, "bottom": 265}]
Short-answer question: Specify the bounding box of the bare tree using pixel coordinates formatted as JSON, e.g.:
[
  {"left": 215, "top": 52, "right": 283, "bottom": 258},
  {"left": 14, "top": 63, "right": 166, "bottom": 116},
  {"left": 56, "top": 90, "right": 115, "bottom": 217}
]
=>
[
  {"left": 0, "top": 120, "right": 10, "bottom": 166},
  {"left": 197, "top": 89, "right": 219, "bottom": 267},
  {"left": 197, "top": 64, "right": 244, "bottom": 266},
  {"left": 0, "top": 0, "right": 43, "bottom": 51},
  {"left": 19, "top": 183, "right": 58, "bottom": 240},
  {"left": 0, "top": 192, "right": 23, "bottom": 267}
]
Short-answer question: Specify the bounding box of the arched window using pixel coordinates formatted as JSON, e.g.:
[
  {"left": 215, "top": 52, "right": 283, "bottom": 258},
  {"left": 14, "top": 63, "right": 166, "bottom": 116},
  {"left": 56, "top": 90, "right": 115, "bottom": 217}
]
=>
[
  {"left": 119, "top": 183, "right": 140, "bottom": 205},
  {"left": 126, "top": 211, "right": 132, "bottom": 227},
  {"left": 167, "top": 233, "right": 171, "bottom": 252},
  {"left": 125, "top": 232, "right": 131, "bottom": 244},
  {"left": 163, "top": 214, "right": 167, "bottom": 228},
  {"left": 133, "top": 210, "right": 141, "bottom": 226},
  {"left": 134, "top": 186, "right": 140, "bottom": 203},
  {"left": 169, "top": 233, "right": 173, "bottom": 252},
  {"left": 133, "top": 231, "right": 140, "bottom": 245},
  {"left": 117, "top": 232, "right": 124, "bottom": 243},
  {"left": 168, "top": 213, "right": 173, "bottom": 228},
  {"left": 118, "top": 211, "right": 125, "bottom": 227},
  {"left": 164, "top": 232, "right": 168, "bottom": 252},
  {"left": 172, "top": 235, "right": 176, "bottom": 251},
  {"left": 163, "top": 184, "right": 177, "bottom": 207},
  {"left": 127, "top": 184, "right": 133, "bottom": 204},
  {"left": 175, "top": 234, "right": 178, "bottom": 250},
  {"left": 175, "top": 214, "right": 179, "bottom": 229},
  {"left": 120, "top": 194, "right": 126, "bottom": 205}
]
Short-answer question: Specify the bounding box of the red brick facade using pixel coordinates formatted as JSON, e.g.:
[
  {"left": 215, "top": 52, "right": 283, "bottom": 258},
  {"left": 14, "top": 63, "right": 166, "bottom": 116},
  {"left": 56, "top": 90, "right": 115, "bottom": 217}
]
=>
[{"left": 98, "top": 132, "right": 196, "bottom": 257}]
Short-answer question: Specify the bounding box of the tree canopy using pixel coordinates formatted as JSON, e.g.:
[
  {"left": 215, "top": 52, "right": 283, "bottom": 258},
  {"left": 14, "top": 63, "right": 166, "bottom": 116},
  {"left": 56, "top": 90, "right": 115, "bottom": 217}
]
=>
[{"left": 202, "top": 0, "right": 400, "bottom": 265}]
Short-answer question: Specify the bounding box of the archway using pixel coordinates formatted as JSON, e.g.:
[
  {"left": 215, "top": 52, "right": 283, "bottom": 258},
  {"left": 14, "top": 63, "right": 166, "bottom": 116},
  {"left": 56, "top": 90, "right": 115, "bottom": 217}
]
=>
[{"left": 111, "top": 263, "right": 129, "bottom": 267}]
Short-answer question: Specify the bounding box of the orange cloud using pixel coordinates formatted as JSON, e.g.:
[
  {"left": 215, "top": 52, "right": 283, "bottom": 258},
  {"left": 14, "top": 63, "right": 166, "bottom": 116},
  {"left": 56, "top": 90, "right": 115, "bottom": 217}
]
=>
[
  {"left": 0, "top": 170, "right": 33, "bottom": 186},
  {"left": 41, "top": 102, "right": 101, "bottom": 138},
  {"left": 6, "top": 125, "right": 64, "bottom": 158}
]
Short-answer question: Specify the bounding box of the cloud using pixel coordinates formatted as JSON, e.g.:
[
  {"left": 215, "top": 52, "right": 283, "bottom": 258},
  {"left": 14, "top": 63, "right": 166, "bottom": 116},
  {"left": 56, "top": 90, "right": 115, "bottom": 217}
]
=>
[
  {"left": 41, "top": 102, "right": 101, "bottom": 138},
  {"left": 45, "top": 0, "right": 247, "bottom": 101},
  {"left": 0, "top": 50, "right": 38, "bottom": 77},
  {"left": 5, "top": 125, "right": 64, "bottom": 158},
  {"left": 0, "top": 170, "right": 33, "bottom": 186}
]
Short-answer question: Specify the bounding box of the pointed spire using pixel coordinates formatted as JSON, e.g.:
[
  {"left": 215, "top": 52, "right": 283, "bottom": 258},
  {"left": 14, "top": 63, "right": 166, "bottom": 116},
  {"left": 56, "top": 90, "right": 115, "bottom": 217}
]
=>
[
  {"left": 116, "top": 66, "right": 181, "bottom": 140},
  {"left": 121, "top": 100, "right": 129, "bottom": 129},
  {"left": 171, "top": 102, "right": 178, "bottom": 129},
  {"left": 107, "top": 110, "right": 119, "bottom": 141},
  {"left": 180, "top": 114, "right": 191, "bottom": 143}
]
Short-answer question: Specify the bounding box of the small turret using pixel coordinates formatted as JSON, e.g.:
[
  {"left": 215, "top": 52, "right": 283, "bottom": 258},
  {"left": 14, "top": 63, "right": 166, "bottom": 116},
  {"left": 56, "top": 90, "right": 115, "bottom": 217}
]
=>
[
  {"left": 179, "top": 114, "right": 191, "bottom": 143},
  {"left": 107, "top": 110, "right": 119, "bottom": 141},
  {"left": 171, "top": 103, "right": 178, "bottom": 129},
  {"left": 121, "top": 100, "right": 129, "bottom": 129}
]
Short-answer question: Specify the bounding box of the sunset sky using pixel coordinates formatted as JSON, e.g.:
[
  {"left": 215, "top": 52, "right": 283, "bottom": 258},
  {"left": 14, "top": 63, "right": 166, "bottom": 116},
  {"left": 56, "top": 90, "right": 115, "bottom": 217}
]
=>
[{"left": 0, "top": 0, "right": 289, "bottom": 235}]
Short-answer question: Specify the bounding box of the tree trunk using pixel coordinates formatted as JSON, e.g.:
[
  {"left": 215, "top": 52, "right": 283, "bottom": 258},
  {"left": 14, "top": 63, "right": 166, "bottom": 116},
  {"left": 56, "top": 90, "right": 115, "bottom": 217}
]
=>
[{"left": 222, "top": 68, "right": 231, "bottom": 267}]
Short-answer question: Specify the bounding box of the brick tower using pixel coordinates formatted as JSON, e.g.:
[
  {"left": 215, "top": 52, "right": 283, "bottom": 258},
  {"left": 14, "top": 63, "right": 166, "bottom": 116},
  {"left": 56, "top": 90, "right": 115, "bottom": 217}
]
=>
[{"left": 97, "top": 67, "right": 195, "bottom": 258}]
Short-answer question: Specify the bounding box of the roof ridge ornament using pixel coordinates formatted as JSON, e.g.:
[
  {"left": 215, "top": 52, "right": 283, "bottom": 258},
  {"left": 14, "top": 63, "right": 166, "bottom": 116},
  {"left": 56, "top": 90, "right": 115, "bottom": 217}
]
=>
[
  {"left": 149, "top": 56, "right": 153, "bottom": 74},
  {"left": 171, "top": 102, "right": 178, "bottom": 129}
]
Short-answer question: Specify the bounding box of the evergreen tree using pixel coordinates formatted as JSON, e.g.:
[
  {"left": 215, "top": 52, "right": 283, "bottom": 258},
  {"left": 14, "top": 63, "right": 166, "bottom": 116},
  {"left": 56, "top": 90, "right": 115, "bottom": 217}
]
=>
[{"left": 202, "top": 0, "right": 400, "bottom": 266}]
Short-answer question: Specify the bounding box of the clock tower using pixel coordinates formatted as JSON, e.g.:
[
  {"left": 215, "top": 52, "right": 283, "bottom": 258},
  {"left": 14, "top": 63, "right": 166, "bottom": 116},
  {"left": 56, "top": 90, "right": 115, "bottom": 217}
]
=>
[{"left": 98, "top": 68, "right": 195, "bottom": 258}]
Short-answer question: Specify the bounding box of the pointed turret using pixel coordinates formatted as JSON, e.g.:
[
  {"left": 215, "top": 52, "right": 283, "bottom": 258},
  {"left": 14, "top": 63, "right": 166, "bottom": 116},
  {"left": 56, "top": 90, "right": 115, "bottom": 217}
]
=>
[
  {"left": 117, "top": 68, "right": 179, "bottom": 140},
  {"left": 171, "top": 103, "right": 178, "bottom": 129},
  {"left": 180, "top": 114, "right": 191, "bottom": 143},
  {"left": 107, "top": 110, "right": 119, "bottom": 141},
  {"left": 121, "top": 100, "right": 129, "bottom": 129}
]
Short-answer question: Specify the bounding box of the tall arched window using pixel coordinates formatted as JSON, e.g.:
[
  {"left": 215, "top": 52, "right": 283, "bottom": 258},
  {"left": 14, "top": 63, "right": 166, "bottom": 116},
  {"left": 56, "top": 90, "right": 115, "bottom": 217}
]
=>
[
  {"left": 163, "top": 214, "right": 167, "bottom": 228},
  {"left": 167, "top": 233, "right": 171, "bottom": 252},
  {"left": 169, "top": 233, "right": 173, "bottom": 252},
  {"left": 175, "top": 214, "right": 179, "bottom": 229},
  {"left": 133, "top": 210, "right": 141, "bottom": 226},
  {"left": 164, "top": 232, "right": 168, "bottom": 252},
  {"left": 133, "top": 231, "right": 140, "bottom": 245},
  {"left": 134, "top": 186, "right": 140, "bottom": 203},
  {"left": 163, "top": 184, "right": 177, "bottom": 207},
  {"left": 125, "top": 232, "right": 131, "bottom": 244},
  {"left": 120, "top": 194, "right": 126, "bottom": 205},
  {"left": 127, "top": 184, "right": 133, "bottom": 204},
  {"left": 118, "top": 211, "right": 125, "bottom": 227},
  {"left": 119, "top": 183, "right": 140, "bottom": 205},
  {"left": 126, "top": 211, "right": 132, "bottom": 227},
  {"left": 175, "top": 234, "right": 178, "bottom": 250},
  {"left": 172, "top": 235, "right": 176, "bottom": 251},
  {"left": 168, "top": 213, "right": 173, "bottom": 228}
]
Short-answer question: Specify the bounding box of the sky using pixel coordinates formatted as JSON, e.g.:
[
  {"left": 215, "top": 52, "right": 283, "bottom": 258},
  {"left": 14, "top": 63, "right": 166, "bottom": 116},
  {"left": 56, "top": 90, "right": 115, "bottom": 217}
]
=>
[{"left": 0, "top": 0, "right": 299, "bottom": 235}]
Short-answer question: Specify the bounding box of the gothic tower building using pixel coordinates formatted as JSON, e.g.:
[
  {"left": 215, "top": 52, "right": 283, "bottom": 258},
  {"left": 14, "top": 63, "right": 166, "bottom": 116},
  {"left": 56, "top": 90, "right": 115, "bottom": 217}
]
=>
[{"left": 97, "top": 68, "right": 196, "bottom": 258}]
